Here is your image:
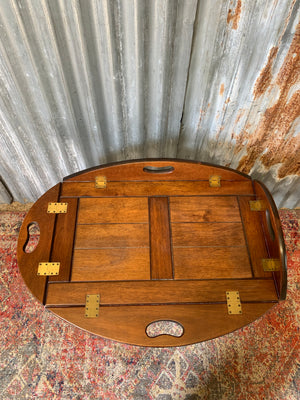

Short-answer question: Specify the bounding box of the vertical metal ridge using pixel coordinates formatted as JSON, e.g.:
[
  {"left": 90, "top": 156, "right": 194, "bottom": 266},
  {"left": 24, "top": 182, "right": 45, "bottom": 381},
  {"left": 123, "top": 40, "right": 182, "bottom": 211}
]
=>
[
  {"left": 0, "top": 0, "right": 298, "bottom": 207},
  {"left": 47, "top": 0, "right": 105, "bottom": 166}
]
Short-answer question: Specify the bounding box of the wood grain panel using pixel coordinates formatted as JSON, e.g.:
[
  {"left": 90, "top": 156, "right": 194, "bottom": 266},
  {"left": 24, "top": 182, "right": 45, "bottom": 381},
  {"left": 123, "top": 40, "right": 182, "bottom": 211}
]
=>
[
  {"left": 75, "top": 223, "right": 149, "bottom": 249},
  {"left": 49, "top": 198, "right": 78, "bottom": 282},
  {"left": 18, "top": 160, "right": 282, "bottom": 347},
  {"left": 170, "top": 196, "right": 241, "bottom": 222},
  {"left": 71, "top": 248, "right": 150, "bottom": 281},
  {"left": 238, "top": 196, "right": 271, "bottom": 278},
  {"left": 49, "top": 303, "right": 275, "bottom": 346},
  {"left": 64, "top": 160, "right": 251, "bottom": 182},
  {"left": 149, "top": 197, "right": 173, "bottom": 279},
  {"left": 253, "top": 181, "right": 287, "bottom": 299},
  {"left": 46, "top": 279, "right": 278, "bottom": 306},
  {"left": 173, "top": 247, "right": 252, "bottom": 279},
  {"left": 171, "top": 223, "right": 246, "bottom": 247},
  {"left": 17, "top": 183, "right": 60, "bottom": 303},
  {"left": 61, "top": 180, "right": 255, "bottom": 198},
  {"left": 77, "top": 197, "right": 148, "bottom": 224}
]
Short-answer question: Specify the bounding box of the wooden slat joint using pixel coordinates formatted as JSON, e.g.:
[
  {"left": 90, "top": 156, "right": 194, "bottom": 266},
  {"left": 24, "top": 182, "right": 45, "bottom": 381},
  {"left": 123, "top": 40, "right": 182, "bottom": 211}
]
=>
[{"left": 149, "top": 197, "right": 173, "bottom": 280}]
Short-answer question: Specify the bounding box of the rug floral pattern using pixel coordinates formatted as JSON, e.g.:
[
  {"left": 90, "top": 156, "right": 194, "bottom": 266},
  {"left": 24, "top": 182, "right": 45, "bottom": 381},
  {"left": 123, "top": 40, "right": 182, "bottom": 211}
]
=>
[{"left": 0, "top": 210, "right": 299, "bottom": 399}]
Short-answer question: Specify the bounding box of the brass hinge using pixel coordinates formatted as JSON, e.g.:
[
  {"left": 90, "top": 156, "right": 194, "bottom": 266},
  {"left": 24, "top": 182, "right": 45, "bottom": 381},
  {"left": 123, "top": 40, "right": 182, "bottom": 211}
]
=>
[
  {"left": 249, "top": 200, "right": 266, "bottom": 211},
  {"left": 95, "top": 176, "right": 107, "bottom": 189},
  {"left": 85, "top": 294, "right": 100, "bottom": 318},
  {"left": 262, "top": 258, "right": 280, "bottom": 271},
  {"left": 226, "top": 291, "right": 242, "bottom": 315},
  {"left": 209, "top": 175, "right": 221, "bottom": 187},
  {"left": 47, "top": 202, "right": 68, "bottom": 214},
  {"left": 37, "top": 262, "right": 60, "bottom": 276}
]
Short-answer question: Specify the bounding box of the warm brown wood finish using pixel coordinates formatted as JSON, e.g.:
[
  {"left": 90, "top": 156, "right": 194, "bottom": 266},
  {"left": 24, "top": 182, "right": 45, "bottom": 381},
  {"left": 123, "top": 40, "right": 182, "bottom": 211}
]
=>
[
  {"left": 171, "top": 222, "right": 246, "bottom": 247},
  {"left": 173, "top": 247, "right": 252, "bottom": 279},
  {"left": 77, "top": 197, "right": 148, "bottom": 224},
  {"left": 149, "top": 197, "right": 173, "bottom": 279},
  {"left": 238, "top": 196, "right": 271, "bottom": 278},
  {"left": 46, "top": 279, "right": 278, "bottom": 306},
  {"left": 48, "top": 303, "right": 274, "bottom": 347},
  {"left": 49, "top": 198, "right": 78, "bottom": 282},
  {"left": 72, "top": 195, "right": 150, "bottom": 282},
  {"left": 17, "top": 160, "right": 287, "bottom": 346},
  {"left": 71, "top": 248, "right": 150, "bottom": 281},
  {"left": 170, "top": 196, "right": 241, "bottom": 222},
  {"left": 64, "top": 159, "right": 251, "bottom": 182},
  {"left": 253, "top": 180, "right": 287, "bottom": 299},
  {"left": 17, "top": 184, "right": 60, "bottom": 302},
  {"left": 75, "top": 223, "right": 149, "bottom": 248},
  {"left": 61, "top": 180, "right": 255, "bottom": 198}
]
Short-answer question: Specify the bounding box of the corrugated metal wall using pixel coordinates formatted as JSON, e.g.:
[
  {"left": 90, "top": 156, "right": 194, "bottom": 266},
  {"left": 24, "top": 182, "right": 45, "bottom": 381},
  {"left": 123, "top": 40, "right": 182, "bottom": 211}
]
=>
[{"left": 0, "top": 0, "right": 299, "bottom": 207}]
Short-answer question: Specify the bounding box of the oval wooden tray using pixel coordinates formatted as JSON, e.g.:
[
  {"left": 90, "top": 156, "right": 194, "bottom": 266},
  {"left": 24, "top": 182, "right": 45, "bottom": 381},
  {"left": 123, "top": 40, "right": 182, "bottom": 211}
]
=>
[{"left": 17, "top": 159, "right": 287, "bottom": 346}]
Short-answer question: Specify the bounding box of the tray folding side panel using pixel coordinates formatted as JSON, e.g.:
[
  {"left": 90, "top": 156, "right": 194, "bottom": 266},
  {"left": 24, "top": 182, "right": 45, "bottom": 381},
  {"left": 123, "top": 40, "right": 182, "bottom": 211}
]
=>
[{"left": 17, "top": 159, "right": 287, "bottom": 346}]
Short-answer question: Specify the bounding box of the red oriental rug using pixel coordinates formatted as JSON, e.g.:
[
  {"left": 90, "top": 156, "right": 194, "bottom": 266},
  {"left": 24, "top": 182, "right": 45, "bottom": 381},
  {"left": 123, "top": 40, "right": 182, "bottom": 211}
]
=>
[{"left": 0, "top": 209, "right": 299, "bottom": 399}]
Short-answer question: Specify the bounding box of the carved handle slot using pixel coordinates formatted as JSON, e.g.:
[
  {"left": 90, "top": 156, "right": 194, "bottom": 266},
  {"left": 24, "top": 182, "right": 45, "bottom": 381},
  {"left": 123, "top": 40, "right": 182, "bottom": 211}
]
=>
[
  {"left": 143, "top": 166, "right": 175, "bottom": 174},
  {"left": 146, "top": 320, "right": 184, "bottom": 338},
  {"left": 23, "top": 222, "right": 40, "bottom": 254}
]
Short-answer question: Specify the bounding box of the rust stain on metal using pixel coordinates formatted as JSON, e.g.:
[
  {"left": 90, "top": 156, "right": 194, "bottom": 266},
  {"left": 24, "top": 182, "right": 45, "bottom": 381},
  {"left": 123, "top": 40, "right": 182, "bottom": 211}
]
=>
[
  {"left": 234, "top": 109, "right": 245, "bottom": 126},
  {"left": 219, "top": 83, "right": 225, "bottom": 96},
  {"left": 227, "top": 0, "right": 242, "bottom": 30},
  {"left": 197, "top": 104, "right": 210, "bottom": 130},
  {"left": 215, "top": 125, "right": 225, "bottom": 141},
  {"left": 253, "top": 47, "right": 279, "bottom": 99},
  {"left": 236, "top": 21, "right": 300, "bottom": 178}
]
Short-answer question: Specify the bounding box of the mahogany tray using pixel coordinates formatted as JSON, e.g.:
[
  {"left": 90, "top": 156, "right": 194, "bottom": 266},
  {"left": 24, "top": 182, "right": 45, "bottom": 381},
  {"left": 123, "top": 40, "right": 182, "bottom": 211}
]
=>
[{"left": 17, "top": 159, "right": 287, "bottom": 346}]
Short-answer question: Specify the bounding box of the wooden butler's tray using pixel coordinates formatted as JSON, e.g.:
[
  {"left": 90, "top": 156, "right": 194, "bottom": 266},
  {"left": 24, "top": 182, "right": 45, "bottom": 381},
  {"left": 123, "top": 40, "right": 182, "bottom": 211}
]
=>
[{"left": 17, "top": 159, "right": 287, "bottom": 346}]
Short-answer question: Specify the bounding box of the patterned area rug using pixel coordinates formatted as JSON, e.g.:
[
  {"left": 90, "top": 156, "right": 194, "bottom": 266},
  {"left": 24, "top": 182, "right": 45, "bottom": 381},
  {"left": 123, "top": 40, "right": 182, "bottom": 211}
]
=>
[{"left": 0, "top": 210, "right": 299, "bottom": 399}]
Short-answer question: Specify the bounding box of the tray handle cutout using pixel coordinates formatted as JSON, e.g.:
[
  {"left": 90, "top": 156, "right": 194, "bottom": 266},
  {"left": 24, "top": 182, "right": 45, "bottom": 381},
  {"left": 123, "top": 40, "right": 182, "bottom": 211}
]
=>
[
  {"left": 23, "top": 222, "right": 40, "bottom": 254},
  {"left": 143, "top": 166, "right": 175, "bottom": 174},
  {"left": 146, "top": 320, "right": 184, "bottom": 338}
]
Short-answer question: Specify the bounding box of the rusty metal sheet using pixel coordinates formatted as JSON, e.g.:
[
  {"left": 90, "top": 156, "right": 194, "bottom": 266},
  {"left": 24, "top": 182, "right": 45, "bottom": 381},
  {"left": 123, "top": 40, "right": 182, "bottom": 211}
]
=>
[
  {"left": 178, "top": 0, "right": 299, "bottom": 207},
  {"left": 0, "top": 0, "right": 298, "bottom": 207}
]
